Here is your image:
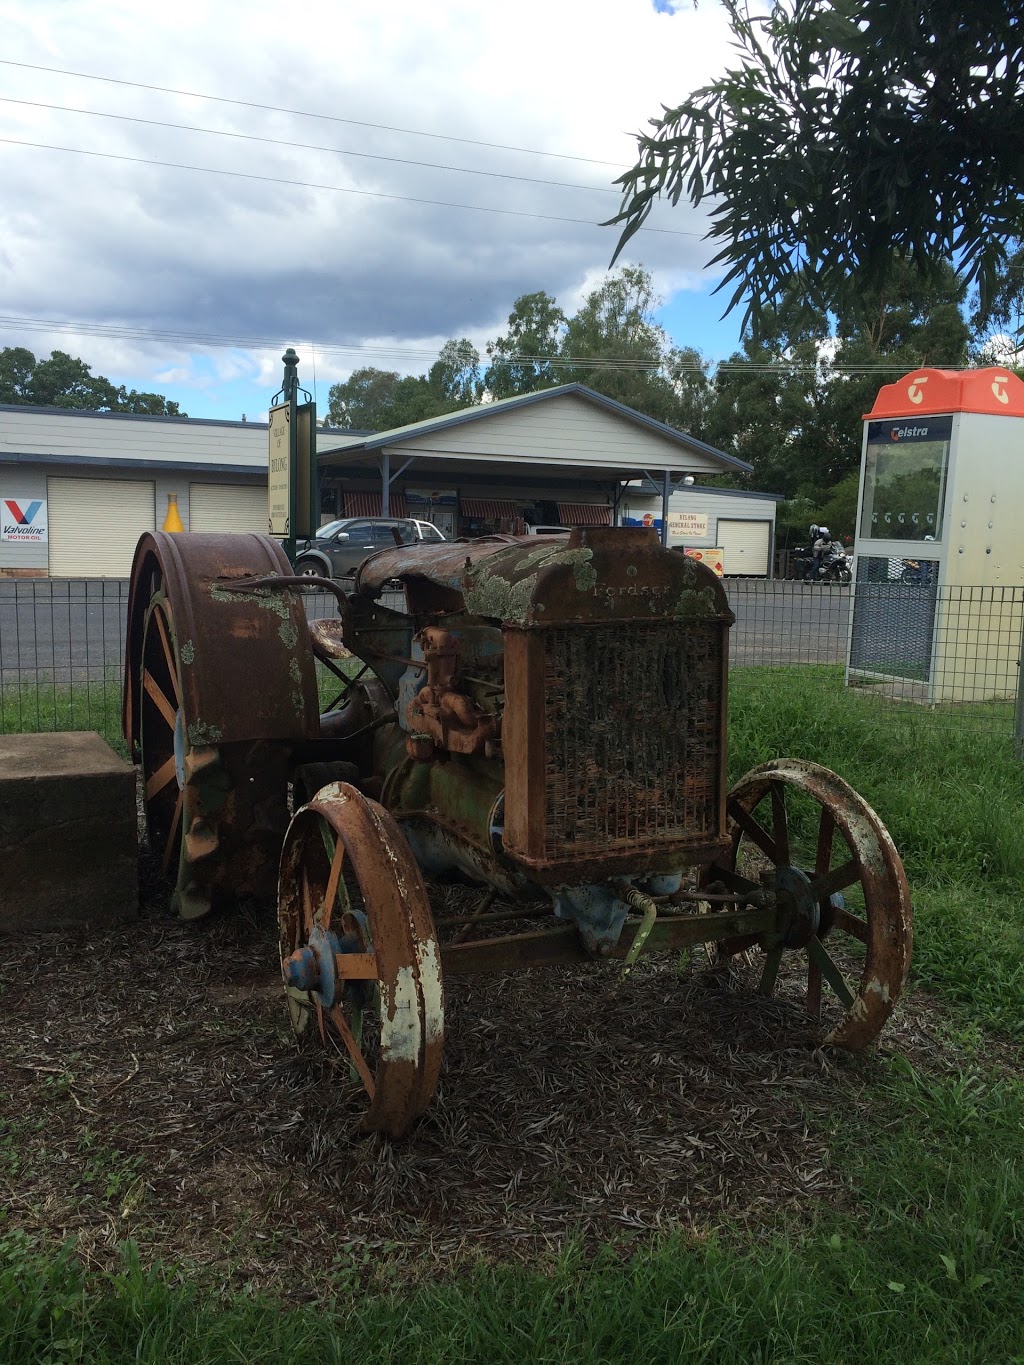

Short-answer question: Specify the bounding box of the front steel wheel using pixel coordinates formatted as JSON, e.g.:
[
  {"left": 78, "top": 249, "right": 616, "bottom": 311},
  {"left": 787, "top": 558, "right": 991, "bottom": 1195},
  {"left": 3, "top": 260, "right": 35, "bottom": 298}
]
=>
[
  {"left": 703, "top": 759, "right": 912, "bottom": 1049},
  {"left": 278, "top": 782, "right": 444, "bottom": 1139}
]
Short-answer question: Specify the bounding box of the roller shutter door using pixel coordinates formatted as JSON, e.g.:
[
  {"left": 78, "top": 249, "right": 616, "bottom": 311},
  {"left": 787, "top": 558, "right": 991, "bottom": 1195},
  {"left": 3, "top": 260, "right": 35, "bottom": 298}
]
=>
[
  {"left": 718, "top": 518, "right": 771, "bottom": 576},
  {"left": 47, "top": 476, "right": 155, "bottom": 578},
  {"left": 188, "top": 483, "right": 268, "bottom": 534}
]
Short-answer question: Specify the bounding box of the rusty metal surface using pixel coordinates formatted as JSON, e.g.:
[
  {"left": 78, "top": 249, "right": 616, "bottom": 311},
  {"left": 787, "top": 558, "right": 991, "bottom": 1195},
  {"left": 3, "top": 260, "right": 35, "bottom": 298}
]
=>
[
  {"left": 502, "top": 613, "right": 731, "bottom": 879},
  {"left": 123, "top": 532, "right": 320, "bottom": 755},
  {"left": 278, "top": 781, "right": 444, "bottom": 1139},
  {"left": 707, "top": 759, "right": 912, "bottom": 1050},
  {"left": 308, "top": 617, "right": 356, "bottom": 663},
  {"left": 441, "top": 906, "right": 775, "bottom": 976},
  {"left": 353, "top": 527, "right": 734, "bottom": 629},
  {"left": 137, "top": 595, "right": 292, "bottom": 918},
  {"left": 405, "top": 626, "right": 499, "bottom": 756}
]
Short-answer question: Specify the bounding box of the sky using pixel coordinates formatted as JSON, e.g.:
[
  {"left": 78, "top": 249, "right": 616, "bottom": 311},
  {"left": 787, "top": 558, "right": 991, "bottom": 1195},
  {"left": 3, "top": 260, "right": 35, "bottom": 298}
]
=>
[{"left": 0, "top": 0, "right": 746, "bottom": 423}]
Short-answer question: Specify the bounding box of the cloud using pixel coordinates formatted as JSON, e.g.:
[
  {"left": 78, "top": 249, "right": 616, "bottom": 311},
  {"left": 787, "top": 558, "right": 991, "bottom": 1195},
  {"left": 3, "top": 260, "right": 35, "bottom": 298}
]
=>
[{"left": 0, "top": 0, "right": 734, "bottom": 401}]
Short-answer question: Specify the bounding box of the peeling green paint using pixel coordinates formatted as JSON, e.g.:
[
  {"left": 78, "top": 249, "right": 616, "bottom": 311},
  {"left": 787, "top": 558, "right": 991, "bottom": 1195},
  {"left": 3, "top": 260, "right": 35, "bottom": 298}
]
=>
[
  {"left": 279, "top": 621, "right": 298, "bottom": 650},
  {"left": 179, "top": 640, "right": 195, "bottom": 665}
]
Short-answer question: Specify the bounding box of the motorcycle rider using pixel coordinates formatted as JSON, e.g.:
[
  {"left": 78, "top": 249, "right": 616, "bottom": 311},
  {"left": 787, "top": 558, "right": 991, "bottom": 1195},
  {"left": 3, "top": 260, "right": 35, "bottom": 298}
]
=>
[{"left": 810, "top": 525, "right": 833, "bottom": 580}]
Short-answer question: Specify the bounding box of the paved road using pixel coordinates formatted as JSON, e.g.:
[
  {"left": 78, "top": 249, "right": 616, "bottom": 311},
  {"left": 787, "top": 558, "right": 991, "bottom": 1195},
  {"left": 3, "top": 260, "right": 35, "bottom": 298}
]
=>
[{"left": 0, "top": 577, "right": 851, "bottom": 685}]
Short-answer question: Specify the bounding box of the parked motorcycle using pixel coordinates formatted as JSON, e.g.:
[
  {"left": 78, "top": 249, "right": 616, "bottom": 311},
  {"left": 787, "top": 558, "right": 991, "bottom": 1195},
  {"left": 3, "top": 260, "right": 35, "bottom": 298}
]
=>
[{"left": 899, "top": 558, "right": 937, "bottom": 586}]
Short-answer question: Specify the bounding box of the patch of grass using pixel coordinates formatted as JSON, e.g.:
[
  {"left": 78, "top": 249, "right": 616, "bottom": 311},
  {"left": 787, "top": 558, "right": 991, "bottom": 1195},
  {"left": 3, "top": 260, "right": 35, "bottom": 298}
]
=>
[
  {"left": 0, "top": 1064, "right": 1021, "bottom": 1363},
  {"left": 0, "top": 676, "right": 126, "bottom": 756}
]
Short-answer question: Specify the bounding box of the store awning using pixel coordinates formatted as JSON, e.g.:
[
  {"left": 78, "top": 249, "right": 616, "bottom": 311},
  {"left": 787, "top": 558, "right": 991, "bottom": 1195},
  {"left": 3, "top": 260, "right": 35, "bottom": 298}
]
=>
[
  {"left": 344, "top": 491, "right": 407, "bottom": 518},
  {"left": 460, "top": 498, "right": 520, "bottom": 519},
  {"left": 558, "top": 503, "right": 612, "bottom": 526}
]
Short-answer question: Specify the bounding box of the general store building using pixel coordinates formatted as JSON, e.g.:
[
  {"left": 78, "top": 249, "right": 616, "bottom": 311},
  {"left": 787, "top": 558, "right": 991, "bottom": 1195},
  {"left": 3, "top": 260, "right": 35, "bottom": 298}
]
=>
[{"left": 1, "top": 384, "right": 781, "bottom": 578}]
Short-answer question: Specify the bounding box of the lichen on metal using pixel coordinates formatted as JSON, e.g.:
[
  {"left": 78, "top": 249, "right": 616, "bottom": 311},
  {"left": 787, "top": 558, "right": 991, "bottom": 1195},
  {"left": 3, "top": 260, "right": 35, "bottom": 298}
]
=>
[{"left": 209, "top": 582, "right": 294, "bottom": 622}]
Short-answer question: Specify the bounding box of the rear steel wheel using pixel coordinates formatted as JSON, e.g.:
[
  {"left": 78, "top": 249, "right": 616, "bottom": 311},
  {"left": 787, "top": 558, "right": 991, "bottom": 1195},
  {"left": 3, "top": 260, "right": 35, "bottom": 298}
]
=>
[
  {"left": 703, "top": 759, "right": 912, "bottom": 1049},
  {"left": 126, "top": 532, "right": 318, "bottom": 920},
  {"left": 279, "top": 782, "right": 444, "bottom": 1138},
  {"left": 139, "top": 591, "right": 291, "bottom": 919}
]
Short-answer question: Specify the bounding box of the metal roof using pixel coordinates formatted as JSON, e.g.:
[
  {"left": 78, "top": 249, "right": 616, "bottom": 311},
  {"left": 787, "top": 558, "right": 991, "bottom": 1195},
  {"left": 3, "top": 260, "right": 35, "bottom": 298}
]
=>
[{"left": 319, "top": 383, "right": 752, "bottom": 474}]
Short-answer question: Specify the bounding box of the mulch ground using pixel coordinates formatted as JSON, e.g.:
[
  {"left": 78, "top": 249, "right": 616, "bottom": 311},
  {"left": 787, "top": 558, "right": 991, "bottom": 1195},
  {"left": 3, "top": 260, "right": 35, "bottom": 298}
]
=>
[{"left": 0, "top": 838, "right": 981, "bottom": 1295}]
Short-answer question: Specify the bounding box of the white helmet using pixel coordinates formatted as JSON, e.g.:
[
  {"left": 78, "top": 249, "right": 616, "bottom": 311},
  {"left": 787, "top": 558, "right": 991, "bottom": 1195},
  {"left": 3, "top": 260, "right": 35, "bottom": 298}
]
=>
[{"left": 819, "top": 526, "right": 830, "bottom": 537}]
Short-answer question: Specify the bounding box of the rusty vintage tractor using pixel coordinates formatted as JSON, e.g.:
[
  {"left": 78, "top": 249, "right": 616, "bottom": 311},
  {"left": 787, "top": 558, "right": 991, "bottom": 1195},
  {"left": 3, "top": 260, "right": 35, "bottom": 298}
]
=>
[{"left": 123, "top": 526, "right": 912, "bottom": 1138}]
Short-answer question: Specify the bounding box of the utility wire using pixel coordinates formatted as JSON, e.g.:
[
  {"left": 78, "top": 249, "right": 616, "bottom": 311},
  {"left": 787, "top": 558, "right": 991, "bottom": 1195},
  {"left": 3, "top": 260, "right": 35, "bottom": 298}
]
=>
[
  {"left": 0, "top": 96, "right": 622, "bottom": 195},
  {"left": 0, "top": 58, "right": 625, "bottom": 168},
  {"left": 0, "top": 136, "right": 695, "bottom": 235},
  {"left": 0, "top": 311, "right": 957, "bottom": 375}
]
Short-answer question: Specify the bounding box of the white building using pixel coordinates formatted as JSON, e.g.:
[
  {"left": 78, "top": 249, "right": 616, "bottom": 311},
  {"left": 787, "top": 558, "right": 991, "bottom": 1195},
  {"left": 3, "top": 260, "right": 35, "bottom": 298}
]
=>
[{"left": 1, "top": 383, "right": 781, "bottom": 578}]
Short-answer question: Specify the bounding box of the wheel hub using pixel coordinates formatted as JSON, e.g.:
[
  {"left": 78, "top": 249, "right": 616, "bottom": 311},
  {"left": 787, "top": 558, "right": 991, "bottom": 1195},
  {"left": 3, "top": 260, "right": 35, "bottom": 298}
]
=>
[{"left": 771, "top": 866, "right": 820, "bottom": 948}]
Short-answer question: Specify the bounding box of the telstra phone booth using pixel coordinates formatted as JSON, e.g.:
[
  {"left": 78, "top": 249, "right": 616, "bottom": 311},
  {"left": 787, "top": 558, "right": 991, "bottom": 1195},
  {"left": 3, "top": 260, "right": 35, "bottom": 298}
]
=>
[{"left": 848, "top": 367, "right": 1024, "bottom": 704}]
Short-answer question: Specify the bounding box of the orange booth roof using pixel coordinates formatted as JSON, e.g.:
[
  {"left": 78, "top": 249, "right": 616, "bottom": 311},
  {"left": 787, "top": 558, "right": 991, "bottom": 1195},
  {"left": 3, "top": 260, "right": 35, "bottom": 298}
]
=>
[{"left": 866, "top": 367, "right": 1024, "bottom": 420}]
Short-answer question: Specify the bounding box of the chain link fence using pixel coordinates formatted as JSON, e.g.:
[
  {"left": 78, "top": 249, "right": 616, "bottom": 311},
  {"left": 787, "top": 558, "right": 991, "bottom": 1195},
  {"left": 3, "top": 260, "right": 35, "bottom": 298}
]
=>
[{"left": 2, "top": 575, "right": 1021, "bottom": 747}]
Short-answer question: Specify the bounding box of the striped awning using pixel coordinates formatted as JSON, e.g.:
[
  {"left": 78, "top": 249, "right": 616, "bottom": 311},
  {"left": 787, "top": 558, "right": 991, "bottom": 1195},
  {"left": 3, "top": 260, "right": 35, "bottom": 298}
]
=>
[
  {"left": 343, "top": 490, "right": 407, "bottom": 518},
  {"left": 557, "top": 503, "right": 612, "bottom": 527},
  {"left": 460, "top": 498, "right": 520, "bottom": 519}
]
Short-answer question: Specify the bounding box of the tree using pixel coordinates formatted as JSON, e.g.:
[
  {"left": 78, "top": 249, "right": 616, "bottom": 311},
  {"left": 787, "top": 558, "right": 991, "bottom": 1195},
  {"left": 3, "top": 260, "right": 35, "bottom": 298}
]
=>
[
  {"left": 556, "top": 267, "right": 691, "bottom": 425},
  {"left": 28, "top": 350, "right": 120, "bottom": 409},
  {"left": 327, "top": 340, "right": 480, "bottom": 431},
  {"left": 703, "top": 257, "right": 971, "bottom": 498},
  {"left": 426, "top": 339, "right": 481, "bottom": 410},
  {"left": 1, "top": 346, "right": 184, "bottom": 414},
  {"left": 327, "top": 367, "right": 407, "bottom": 428},
  {"left": 114, "top": 387, "right": 183, "bottom": 416},
  {"left": 485, "top": 292, "right": 566, "bottom": 399},
  {"left": 0, "top": 346, "right": 183, "bottom": 414},
  {"left": 609, "top": 1, "right": 1024, "bottom": 333},
  {"left": 0, "top": 347, "right": 36, "bottom": 403}
]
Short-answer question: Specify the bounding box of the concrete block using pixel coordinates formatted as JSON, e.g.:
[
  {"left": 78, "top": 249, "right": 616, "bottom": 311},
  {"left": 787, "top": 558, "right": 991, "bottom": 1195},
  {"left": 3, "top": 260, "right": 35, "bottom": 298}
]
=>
[{"left": 0, "top": 732, "right": 138, "bottom": 935}]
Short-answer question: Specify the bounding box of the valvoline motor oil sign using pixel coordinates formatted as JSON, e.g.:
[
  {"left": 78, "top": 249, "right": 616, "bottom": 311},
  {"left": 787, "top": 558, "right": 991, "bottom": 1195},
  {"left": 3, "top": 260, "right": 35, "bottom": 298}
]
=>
[{"left": 1, "top": 498, "right": 48, "bottom": 543}]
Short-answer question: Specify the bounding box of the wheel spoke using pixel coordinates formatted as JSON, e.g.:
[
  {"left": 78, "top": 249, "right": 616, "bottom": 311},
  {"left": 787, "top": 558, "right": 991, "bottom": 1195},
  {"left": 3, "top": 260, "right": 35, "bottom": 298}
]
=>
[
  {"left": 728, "top": 799, "right": 779, "bottom": 864},
  {"left": 161, "top": 790, "right": 183, "bottom": 875},
  {"left": 145, "top": 752, "right": 177, "bottom": 801},
  {"left": 833, "top": 906, "right": 869, "bottom": 944},
  {"left": 815, "top": 807, "right": 836, "bottom": 876},
  {"left": 705, "top": 865, "right": 760, "bottom": 896},
  {"left": 143, "top": 667, "right": 177, "bottom": 731},
  {"left": 322, "top": 837, "right": 345, "bottom": 928},
  {"left": 809, "top": 859, "right": 860, "bottom": 902},
  {"left": 806, "top": 958, "right": 822, "bottom": 1020},
  {"left": 330, "top": 1005, "right": 377, "bottom": 1099},
  {"left": 770, "top": 782, "right": 790, "bottom": 865},
  {"left": 807, "top": 936, "right": 855, "bottom": 1009},
  {"left": 758, "top": 945, "right": 783, "bottom": 996},
  {"left": 154, "top": 610, "right": 181, "bottom": 706}
]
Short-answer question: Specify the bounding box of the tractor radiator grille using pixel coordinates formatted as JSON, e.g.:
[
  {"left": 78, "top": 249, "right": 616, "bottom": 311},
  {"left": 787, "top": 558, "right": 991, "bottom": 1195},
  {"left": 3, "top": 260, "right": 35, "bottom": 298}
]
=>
[{"left": 541, "top": 621, "right": 724, "bottom": 856}]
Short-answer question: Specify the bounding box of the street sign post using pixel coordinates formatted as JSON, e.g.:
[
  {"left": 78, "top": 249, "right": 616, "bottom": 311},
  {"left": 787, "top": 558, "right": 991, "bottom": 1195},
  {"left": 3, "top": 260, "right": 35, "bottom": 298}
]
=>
[{"left": 268, "top": 347, "right": 317, "bottom": 564}]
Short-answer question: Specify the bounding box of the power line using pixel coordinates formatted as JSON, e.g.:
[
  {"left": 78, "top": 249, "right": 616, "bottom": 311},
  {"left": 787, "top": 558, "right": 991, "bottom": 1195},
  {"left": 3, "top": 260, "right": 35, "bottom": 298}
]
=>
[
  {"left": 0, "top": 58, "right": 625, "bottom": 168},
  {"left": 0, "top": 96, "right": 621, "bottom": 196},
  {"left": 0, "top": 136, "right": 694, "bottom": 235},
  {"left": 0, "top": 311, "right": 958, "bottom": 375}
]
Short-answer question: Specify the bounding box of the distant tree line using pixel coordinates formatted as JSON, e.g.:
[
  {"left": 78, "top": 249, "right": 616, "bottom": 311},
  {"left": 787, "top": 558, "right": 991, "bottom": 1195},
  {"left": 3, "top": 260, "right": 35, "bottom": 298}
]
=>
[
  {"left": 328, "top": 258, "right": 1023, "bottom": 543},
  {"left": 0, "top": 346, "right": 185, "bottom": 416}
]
